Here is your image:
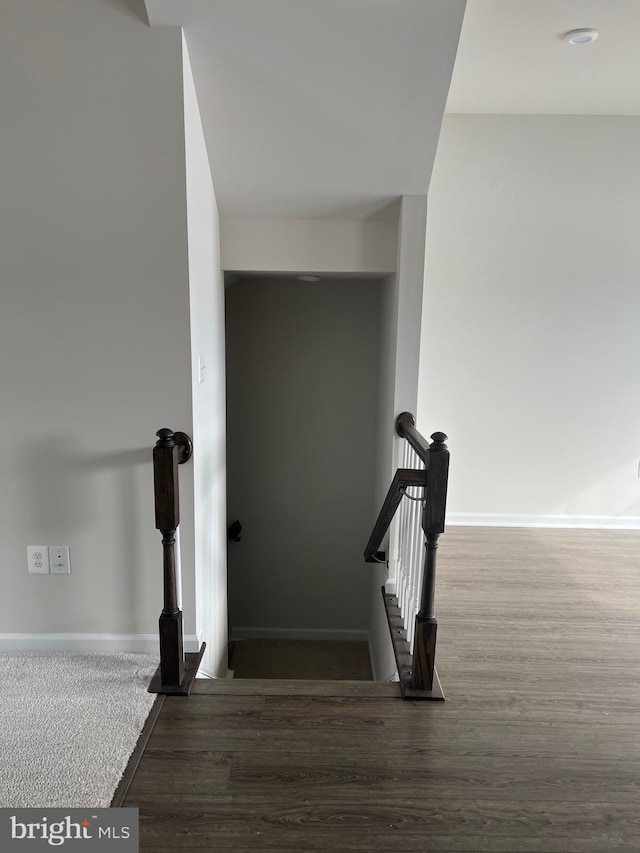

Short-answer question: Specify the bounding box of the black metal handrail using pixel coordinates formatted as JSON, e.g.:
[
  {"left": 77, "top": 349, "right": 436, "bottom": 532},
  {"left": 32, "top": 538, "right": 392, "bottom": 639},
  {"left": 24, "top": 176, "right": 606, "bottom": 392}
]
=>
[{"left": 363, "top": 468, "right": 428, "bottom": 562}]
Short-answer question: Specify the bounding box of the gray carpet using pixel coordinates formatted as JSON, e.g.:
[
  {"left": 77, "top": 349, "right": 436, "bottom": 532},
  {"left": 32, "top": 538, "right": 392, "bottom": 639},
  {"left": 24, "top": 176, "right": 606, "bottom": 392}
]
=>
[
  {"left": 0, "top": 652, "right": 158, "bottom": 808},
  {"left": 230, "top": 639, "right": 373, "bottom": 680}
]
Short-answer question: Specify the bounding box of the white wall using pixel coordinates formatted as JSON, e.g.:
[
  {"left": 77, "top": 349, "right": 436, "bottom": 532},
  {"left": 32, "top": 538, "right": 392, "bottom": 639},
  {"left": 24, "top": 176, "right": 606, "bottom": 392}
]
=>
[
  {"left": 390, "top": 197, "right": 429, "bottom": 424},
  {"left": 182, "top": 35, "right": 228, "bottom": 676},
  {"left": 226, "top": 277, "right": 380, "bottom": 637},
  {"left": 0, "top": 1, "right": 196, "bottom": 645},
  {"left": 368, "top": 196, "right": 429, "bottom": 680},
  {"left": 419, "top": 114, "right": 640, "bottom": 526},
  {"left": 221, "top": 217, "right": 397, "bottom": 275}
]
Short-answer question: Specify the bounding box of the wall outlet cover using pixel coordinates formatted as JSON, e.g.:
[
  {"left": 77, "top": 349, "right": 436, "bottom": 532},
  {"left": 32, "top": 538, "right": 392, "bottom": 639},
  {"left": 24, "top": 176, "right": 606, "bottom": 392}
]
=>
[{"left": 27, "top": 546, "right": 50, "bottom": 574}]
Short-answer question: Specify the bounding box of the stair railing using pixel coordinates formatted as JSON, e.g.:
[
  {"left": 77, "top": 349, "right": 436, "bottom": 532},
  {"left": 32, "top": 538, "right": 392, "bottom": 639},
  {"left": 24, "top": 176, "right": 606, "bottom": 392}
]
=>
[
  {"left": 397, "top": 438, "right": 426, "bottom": 650},
  {"left": 364, "top": 412, "right": 449, "bottom": 699},
  {"left": 148, "top": 428, "right": 206, "bottom": 695}
]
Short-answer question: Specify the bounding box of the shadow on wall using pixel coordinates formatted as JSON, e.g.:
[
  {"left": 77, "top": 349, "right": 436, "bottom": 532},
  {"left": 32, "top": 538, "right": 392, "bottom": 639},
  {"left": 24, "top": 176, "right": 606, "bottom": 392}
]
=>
[{"left": 21, "top": 435, "right": 150, "bottom": 628}]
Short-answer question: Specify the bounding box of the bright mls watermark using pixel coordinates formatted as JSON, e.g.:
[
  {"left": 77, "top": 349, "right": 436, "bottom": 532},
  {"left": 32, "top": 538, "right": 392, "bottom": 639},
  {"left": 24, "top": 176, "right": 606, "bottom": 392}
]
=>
[{"left": 0, "top": 809, "right": 138, "bottom": 851}]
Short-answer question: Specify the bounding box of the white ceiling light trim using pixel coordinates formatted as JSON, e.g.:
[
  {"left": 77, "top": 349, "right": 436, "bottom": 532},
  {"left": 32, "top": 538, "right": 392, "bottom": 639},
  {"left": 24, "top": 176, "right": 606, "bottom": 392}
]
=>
[{"left": 564, "top": 28, "right": 599, "bottom": 45}]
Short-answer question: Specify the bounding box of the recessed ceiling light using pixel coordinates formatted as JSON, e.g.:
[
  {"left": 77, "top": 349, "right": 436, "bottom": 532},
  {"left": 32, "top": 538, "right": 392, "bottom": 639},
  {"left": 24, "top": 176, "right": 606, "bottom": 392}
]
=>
[
  {"left": 564, "top": 28, "right": 598, "bottom": 45},
  {"left": 297, "top": 275, "right": 321, "bottom": 282}
]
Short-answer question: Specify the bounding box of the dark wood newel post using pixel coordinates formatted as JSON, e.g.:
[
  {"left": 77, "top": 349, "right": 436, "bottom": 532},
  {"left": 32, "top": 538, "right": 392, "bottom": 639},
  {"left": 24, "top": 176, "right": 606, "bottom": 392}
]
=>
[
  {"left": 161, "top": 529, "right": 179, "bottom": 616},
  {"left": 149, "top": 427, "right": 205, "bottom": 696},
  {"left": 155, "top": 429, "right": 180, "bottom": 614},
  {"left": 412, "top": 431, "right": 449, "bottom": 692},
  {"left": 420, "top": 534, "right": 438, "bottom": 619},
  {"left": 153, "top": 428, "right": 184, "bottom": 688}
]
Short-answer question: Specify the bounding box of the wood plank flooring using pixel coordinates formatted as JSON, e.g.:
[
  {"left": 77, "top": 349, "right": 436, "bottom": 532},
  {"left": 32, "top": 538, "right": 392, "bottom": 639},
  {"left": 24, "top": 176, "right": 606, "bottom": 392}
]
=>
[{"left": 123, "top": 527, "right": 640, "bottom": 851}]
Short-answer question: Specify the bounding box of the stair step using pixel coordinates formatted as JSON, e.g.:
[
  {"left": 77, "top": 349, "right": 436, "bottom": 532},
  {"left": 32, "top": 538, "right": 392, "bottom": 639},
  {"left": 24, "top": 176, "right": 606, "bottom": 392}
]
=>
[{"left": 191, "top": 678, "right": 401, "bottom": 698}]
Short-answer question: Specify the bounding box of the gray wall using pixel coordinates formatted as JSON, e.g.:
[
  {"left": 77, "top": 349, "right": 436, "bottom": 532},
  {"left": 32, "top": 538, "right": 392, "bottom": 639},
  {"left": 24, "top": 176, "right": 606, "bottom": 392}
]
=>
[
  {"left": 226, "top": 277, "right": 380, "bottom": 634},
  {"left": 0, "top": 1, "right": 195, "bottom": 639},
  {"left": 419, "top": 114, "right": 640, "bottom": 524}
]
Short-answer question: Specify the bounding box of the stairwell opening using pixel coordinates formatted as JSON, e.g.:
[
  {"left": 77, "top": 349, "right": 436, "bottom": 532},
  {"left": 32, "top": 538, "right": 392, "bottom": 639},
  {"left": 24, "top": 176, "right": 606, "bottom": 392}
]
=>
[{"left": 225, "top": 273, "right": 383, "bottom": 680}]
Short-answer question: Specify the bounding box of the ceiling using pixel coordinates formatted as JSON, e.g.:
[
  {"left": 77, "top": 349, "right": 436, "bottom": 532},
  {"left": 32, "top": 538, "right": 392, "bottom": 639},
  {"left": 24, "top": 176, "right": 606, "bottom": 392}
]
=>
[
  {"left": 447, "top": 0, "right": 640, "bottom": 114},
  {"left": 145, "top": 0, "right": 466, "bottom": 219},
  {"left": 144, "top": 1, "right": 640, "bottom": 221}
]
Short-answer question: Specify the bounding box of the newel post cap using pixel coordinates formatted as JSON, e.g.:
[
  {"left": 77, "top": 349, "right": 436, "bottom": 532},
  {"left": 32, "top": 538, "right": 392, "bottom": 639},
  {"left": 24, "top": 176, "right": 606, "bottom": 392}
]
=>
[
  {"left": 155, "top": 428, "right": 175, "bottom": 448},
  {"left": 430, "top": 432, "right": 448, "bottom": 451}
]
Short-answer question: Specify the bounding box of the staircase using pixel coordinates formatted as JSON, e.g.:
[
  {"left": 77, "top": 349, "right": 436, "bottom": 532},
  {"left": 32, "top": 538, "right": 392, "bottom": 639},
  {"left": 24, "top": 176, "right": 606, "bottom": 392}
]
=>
[{"left": 148, "top": 412, "right": 450, "bottom": 699}]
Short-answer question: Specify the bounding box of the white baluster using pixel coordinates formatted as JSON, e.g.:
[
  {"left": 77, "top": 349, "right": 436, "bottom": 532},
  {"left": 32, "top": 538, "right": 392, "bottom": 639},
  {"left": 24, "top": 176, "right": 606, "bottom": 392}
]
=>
[
  {"left": 398, "top": 442, "right": 411, "bottom": 623},
  {"left": 408, "top": 450, "right": 421, "bottom": 649},
  {"left": 405, "top": 453, "right": 416, "bottom": 644}
]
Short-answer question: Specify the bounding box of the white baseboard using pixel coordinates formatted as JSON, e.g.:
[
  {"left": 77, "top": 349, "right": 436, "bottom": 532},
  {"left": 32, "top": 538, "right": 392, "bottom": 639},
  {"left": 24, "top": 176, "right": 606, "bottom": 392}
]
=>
[
  {"left": 0, "top": 633, "right": 201, "bottom": 654},
  {"left": 447, "top": 513, "right": 640, "bottom": 530},
  {"left": 230, "top": 627, "right": 370, "bottom": 643},
  {"left": 181, "top": 635, "right": 202, "bottom": 653}
]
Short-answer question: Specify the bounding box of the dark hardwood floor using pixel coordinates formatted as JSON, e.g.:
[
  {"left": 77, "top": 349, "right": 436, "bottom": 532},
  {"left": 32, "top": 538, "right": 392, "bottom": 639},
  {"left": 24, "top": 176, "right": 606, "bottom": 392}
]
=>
[{"left": 123, "top": 527, "right": 640, "bottom": 851}]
